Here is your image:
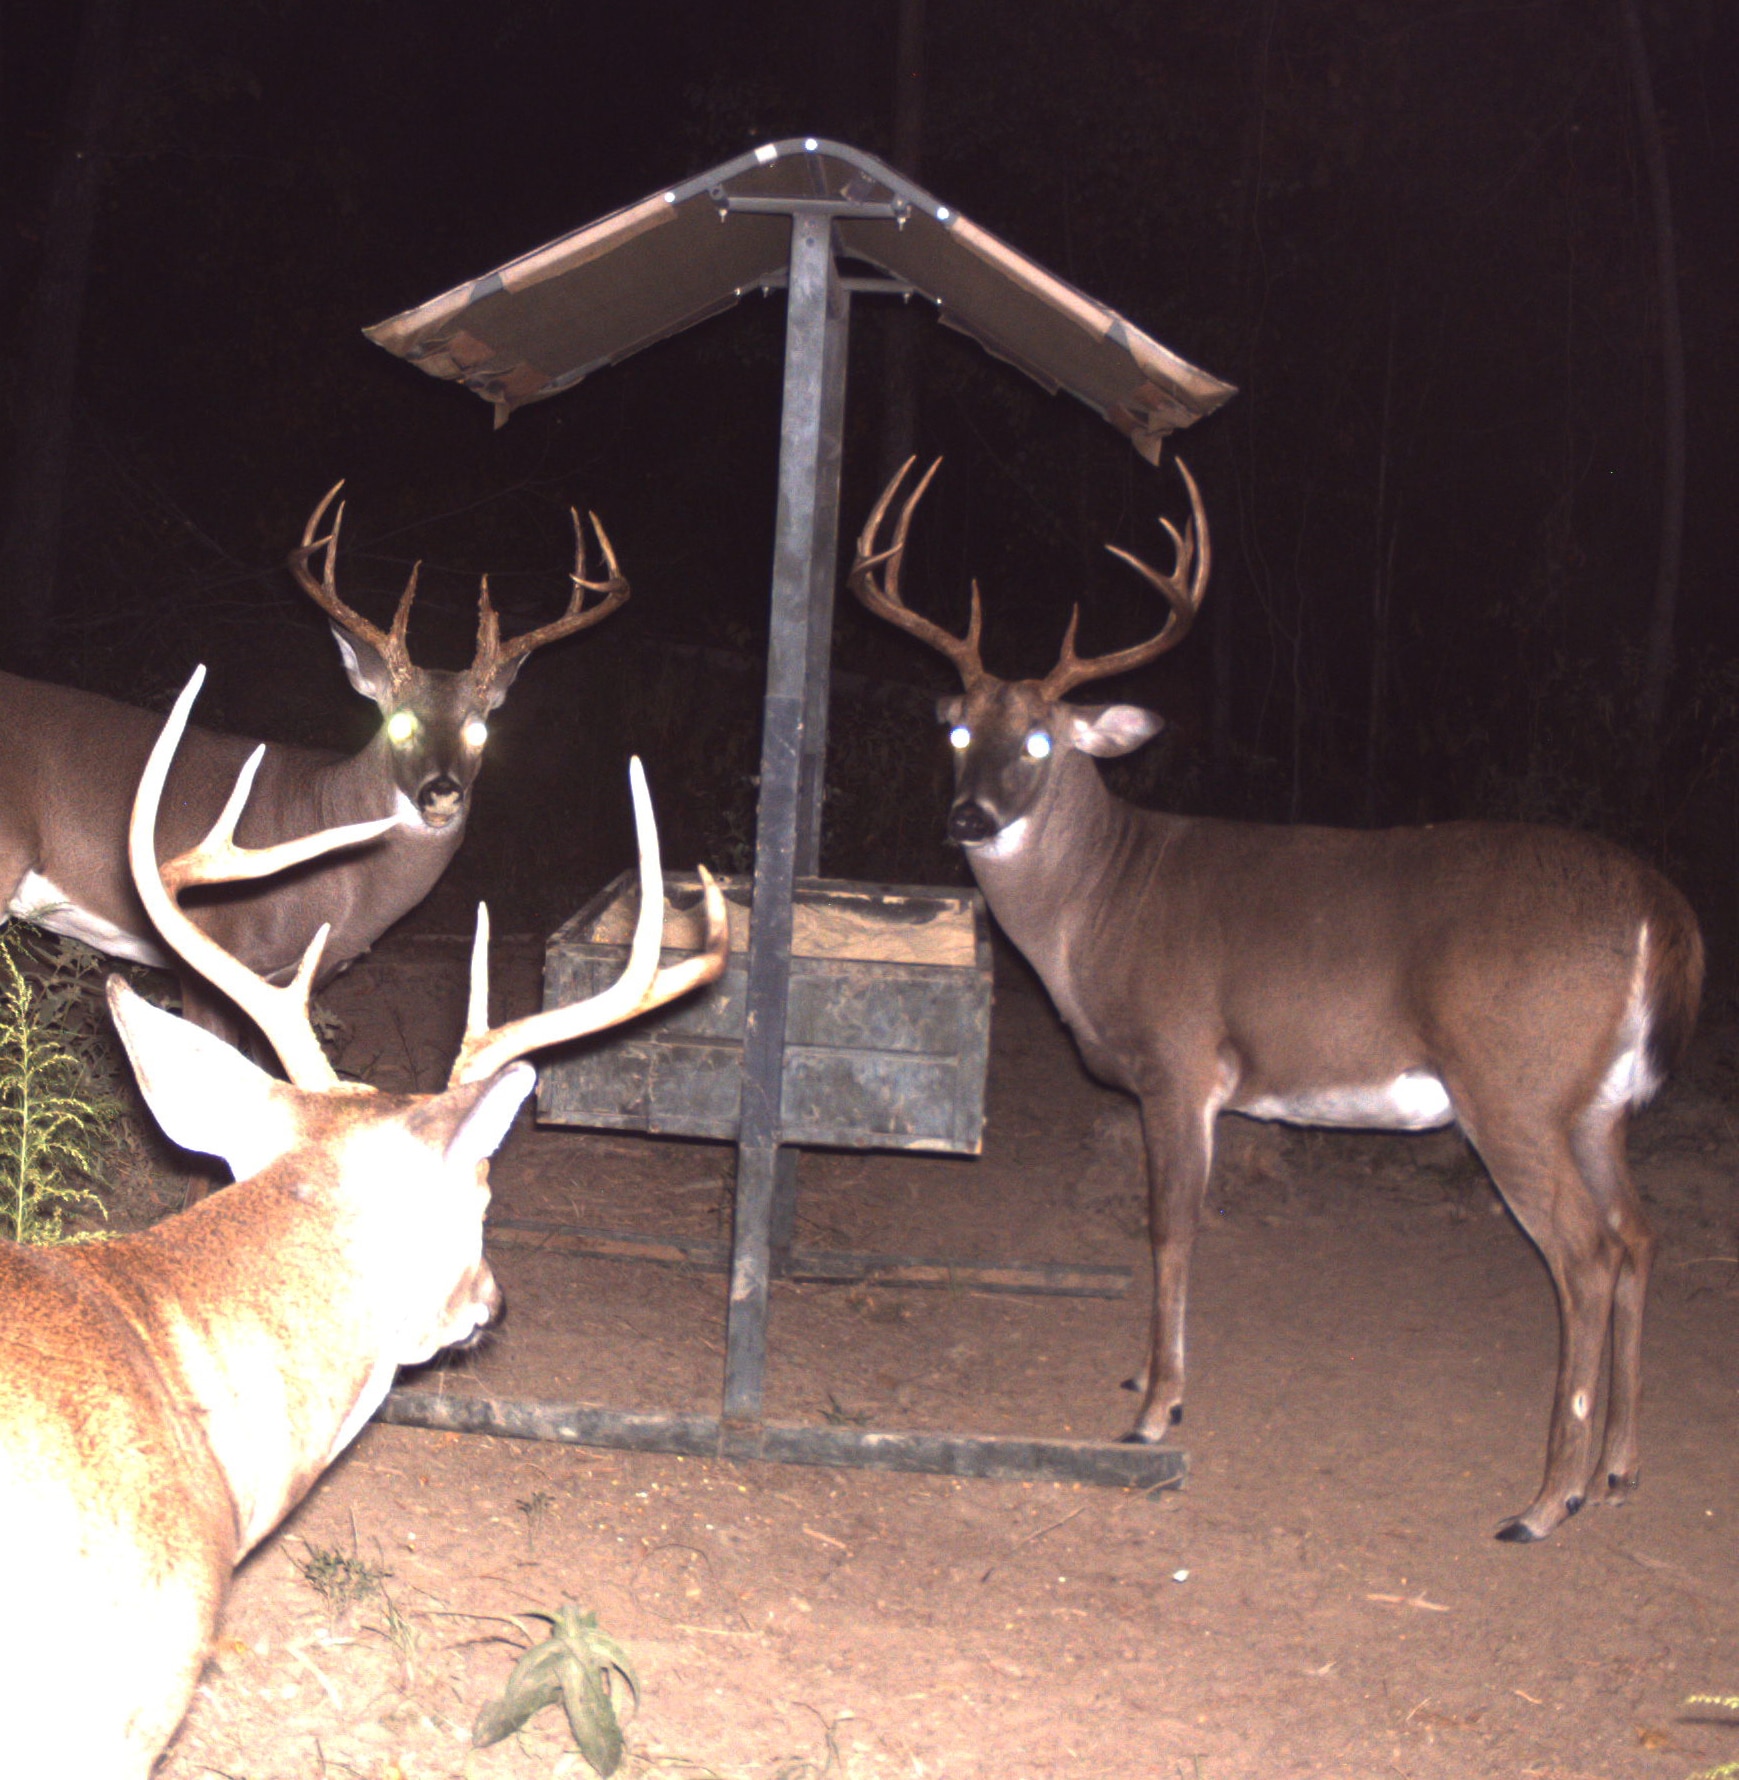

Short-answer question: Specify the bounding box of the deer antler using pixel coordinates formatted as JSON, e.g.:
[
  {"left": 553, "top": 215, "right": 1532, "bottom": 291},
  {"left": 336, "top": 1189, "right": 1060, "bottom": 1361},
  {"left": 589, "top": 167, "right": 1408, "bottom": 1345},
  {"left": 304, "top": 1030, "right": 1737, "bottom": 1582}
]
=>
[
  {"left": 448, "top": 758, "right": 726, "bottom": 1086},
  {"left": 134, "top": 673, "right": 727, "bottom": 1098},
  {"left": 129, "top": 666, "right": 397, "bottom": 1090},
  {"left": 291, "top": 486, "right": 630, "bottom": 697},
  {"left": 288, "top": 481, "right": 419, "bottom": 687},
  {"left": 1038, "top": 459, "right": 1211, "bottom": 701},
  {"left": 848, "top": 457, "right": 987, "bottom": 690},
  {"left": 472, "top": 509, "right": 631, "bottom": 693}
]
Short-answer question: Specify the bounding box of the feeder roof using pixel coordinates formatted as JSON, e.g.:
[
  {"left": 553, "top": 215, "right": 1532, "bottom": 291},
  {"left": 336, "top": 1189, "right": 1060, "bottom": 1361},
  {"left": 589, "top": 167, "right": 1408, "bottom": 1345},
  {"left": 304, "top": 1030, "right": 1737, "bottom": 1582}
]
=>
[{"left": 365, "top": 138, "right": 1233, "bottom": 462}]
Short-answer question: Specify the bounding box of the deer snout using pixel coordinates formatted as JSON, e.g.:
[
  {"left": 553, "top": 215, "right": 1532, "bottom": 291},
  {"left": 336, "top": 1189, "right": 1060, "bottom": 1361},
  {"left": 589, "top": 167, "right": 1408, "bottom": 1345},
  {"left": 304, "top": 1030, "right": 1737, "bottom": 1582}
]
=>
[
  {"left": 416, "top": 775, "right": 465, "bottom": 826},
  {"left": 947, "top": 801, "right": 1000, "bottom": 845},
  {"left": 444, "top": 1261, "right": 505, "bottom": 1353}
]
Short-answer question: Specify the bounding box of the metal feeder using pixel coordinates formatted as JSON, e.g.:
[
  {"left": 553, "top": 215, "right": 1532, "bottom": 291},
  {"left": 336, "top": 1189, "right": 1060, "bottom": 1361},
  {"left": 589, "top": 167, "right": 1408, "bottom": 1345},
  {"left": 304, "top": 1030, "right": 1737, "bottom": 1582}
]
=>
[{"left": 366, "top": 139, "right": 1233, "bottom": 1489}]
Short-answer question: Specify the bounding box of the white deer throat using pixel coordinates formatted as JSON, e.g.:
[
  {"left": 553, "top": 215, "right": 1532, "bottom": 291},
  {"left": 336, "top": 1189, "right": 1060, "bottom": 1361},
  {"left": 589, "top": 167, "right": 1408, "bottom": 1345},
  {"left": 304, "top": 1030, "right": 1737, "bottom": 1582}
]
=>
[{"left": 970, "top": 815, "right": 1030, "bottom": 861}]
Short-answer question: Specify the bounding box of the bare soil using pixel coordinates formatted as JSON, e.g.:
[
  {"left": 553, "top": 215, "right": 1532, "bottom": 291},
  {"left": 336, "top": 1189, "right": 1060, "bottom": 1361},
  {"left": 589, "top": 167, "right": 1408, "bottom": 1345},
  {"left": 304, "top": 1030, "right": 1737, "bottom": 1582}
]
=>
[{"left": 149, "top": 931, "right": 1739, "bottom": 1780}]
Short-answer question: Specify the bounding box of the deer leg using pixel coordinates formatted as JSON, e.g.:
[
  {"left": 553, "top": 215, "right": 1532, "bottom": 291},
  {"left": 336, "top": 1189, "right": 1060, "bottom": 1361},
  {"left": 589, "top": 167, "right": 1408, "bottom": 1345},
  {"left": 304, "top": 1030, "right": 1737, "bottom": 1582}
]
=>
[
  {"left": 1570, "top": 1105, "right": 1654, "bottom": 1507},
  {"left": 1121, "top": 1084, "right": 1216, "bottom": 1443},
  {"left": 1461, "top": 1113, "right": 1625, "bottom": 1541}
]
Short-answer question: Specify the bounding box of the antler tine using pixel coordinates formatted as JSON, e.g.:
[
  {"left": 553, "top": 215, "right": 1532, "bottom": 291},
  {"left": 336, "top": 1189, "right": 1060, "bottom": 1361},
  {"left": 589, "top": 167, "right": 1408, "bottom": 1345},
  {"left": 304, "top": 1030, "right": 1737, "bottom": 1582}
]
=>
[
  {"left": 130, "top": 668, "right": 398, "bottom": 1091},
  {"left": 848, "top": 457, "right": 986, "bottom": 688},
  {"left": 287, "top": 480, "right": 416, "bottom": 682},
  {"left": 474, "top": 508, "right": 632, "bottom": 690},
  {"left": 1038, "top": 457, "right": 1212, "bottom": 701},
  {"left": 448, "top": 757, "right": 727, "bottom": 1087}
]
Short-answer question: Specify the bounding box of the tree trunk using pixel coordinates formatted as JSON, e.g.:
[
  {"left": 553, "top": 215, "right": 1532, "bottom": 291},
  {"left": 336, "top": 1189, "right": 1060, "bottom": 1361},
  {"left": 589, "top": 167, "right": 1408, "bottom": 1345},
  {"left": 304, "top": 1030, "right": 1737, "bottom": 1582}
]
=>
[
  {"left": 1363, "top": 283, "right": 1400, "bottom": 826},
  {"left": 1615, "top": 0, "right": 1686, "bottom": 795},
  {"left": 0, "top": 0, "right": 133, "bottom": 671}
]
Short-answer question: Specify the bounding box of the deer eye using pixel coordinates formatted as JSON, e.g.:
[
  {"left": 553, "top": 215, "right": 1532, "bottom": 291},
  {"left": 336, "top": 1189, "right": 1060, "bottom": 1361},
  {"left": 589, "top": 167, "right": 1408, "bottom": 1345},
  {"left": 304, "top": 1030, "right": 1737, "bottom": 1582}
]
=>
[
  {"left": 1024, "top": 730, "right": 1053, "bottom": 760},
  {"left": 385, "top": 711, "right": 419, "bottom": 745},
  {"left": 462, "top": 718, "right": 489, "bottom": 749},
  {"left": 948, "top": 725, "right": 971, "bottom": 751}
]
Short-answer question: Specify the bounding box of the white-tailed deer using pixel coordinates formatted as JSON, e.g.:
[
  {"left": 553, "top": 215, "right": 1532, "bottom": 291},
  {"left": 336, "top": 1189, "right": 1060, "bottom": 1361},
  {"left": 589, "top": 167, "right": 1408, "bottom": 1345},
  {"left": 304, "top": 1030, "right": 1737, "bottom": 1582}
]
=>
[
  {"left": 0, "top": 667, "right": 725, "bottom": 1777},
  {"left": 852, "top": 457, "right": 1703, "bottom": 1542},
  {"left": 1, "top": 483, "right": 627, "bottom": 1044}
]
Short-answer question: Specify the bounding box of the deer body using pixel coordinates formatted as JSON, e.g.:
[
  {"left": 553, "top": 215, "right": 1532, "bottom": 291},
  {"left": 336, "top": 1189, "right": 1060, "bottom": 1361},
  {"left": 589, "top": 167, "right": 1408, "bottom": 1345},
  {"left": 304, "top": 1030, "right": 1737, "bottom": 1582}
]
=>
[
  {"left": 1, "top": 668, "right": 462, "bottom": 985},
  {"left": 0, "top": 669, "right": 726, "bottom": 1775},
  {"left": 853, "top": 458, "right": 1703, "bottom": 1542}
]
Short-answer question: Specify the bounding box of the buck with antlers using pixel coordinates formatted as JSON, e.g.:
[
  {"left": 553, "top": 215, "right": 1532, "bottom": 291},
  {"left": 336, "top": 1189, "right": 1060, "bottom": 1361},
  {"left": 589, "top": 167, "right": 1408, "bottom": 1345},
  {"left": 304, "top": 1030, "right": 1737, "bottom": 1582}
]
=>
[
  {"left": 851, "top": 457, "right": 1703, "bottom": 1543},
  {"left": 1, "top": 483, "right": 627, "bottom": 1045},
  {"left": 0, "top": 665, "right": 724, "bottom": 1777}
]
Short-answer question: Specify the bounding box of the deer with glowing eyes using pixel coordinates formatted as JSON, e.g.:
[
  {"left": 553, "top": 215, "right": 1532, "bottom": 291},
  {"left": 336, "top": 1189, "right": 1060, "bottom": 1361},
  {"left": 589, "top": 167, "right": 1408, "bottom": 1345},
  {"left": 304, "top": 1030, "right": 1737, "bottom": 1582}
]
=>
[
  {"left": 851, "top": 455, "right": 1702, "bottom": 1543},
  {"left": 1, "top": 483, "right": 627, "bottom": 1053},
  {"left": 0, "top": 666, "right": 725, "bottom": 1778}
]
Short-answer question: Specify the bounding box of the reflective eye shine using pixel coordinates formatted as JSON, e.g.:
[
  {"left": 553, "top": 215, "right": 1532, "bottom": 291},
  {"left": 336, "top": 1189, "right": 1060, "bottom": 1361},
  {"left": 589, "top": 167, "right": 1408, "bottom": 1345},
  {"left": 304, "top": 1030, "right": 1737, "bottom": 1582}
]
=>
[
  {"left": 385, "top": 710, "right": 419, "bottom": 745},
  {"left": 1024, "top": 730, "right": 1053, "bottom": 760},
  {"left": 949, "top": 725, "right": 971, "bottom": 751},
  {"left": 462, "top": 718, "right": 489, "bottom": 749}
]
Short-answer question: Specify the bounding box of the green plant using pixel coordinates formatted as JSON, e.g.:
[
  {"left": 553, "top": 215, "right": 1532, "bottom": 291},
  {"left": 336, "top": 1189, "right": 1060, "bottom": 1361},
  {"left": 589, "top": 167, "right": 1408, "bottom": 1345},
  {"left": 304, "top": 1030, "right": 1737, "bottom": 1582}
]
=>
[
  {"left": 0, "top": 927, "right": 120, "bottom": 1244},
  {"left": 516, "top": 1487, "right": 554, "bottom": 1557},
  {"left": 474, "top": 1604, "right": 639, "bottom": 1776},
  {"left": 290, "top": 1535, "right": 391, "bottom": 1621}
]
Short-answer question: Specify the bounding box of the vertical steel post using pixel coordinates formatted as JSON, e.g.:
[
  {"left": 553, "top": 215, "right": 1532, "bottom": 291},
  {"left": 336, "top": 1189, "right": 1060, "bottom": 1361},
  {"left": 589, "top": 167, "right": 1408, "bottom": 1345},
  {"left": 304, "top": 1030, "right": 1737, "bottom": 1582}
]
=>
[{"left": 723, "top": 214, "right": 845, "bottom": 1426}]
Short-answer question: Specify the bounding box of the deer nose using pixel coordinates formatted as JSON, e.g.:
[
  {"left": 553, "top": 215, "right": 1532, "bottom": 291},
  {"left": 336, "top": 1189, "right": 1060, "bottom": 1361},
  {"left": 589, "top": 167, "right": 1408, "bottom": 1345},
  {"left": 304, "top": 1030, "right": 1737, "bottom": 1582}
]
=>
[
  {"left": 417, "top": 775, "right": 463, "bottom": 818},
  {"left": 947, "top": 801, "right": 999, "bottom": 845}
]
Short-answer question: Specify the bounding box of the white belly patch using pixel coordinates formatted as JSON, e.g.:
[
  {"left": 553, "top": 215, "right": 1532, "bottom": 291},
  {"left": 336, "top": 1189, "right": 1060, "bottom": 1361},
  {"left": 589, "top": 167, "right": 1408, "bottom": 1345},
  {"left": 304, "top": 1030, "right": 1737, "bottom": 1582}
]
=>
[
  {"left": 6, "top": 870, "right": 169, "bottom": 969},
  {"left": 1237, "top": 1068, "right": 1454, "bottom": 1131}
]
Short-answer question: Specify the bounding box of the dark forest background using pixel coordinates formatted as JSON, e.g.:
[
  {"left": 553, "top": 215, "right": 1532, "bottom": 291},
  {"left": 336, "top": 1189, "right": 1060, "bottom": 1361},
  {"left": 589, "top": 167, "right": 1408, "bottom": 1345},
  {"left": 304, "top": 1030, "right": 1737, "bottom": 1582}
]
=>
[{"left": 2, "top": 1, "right": 1735, "bottom": 973}]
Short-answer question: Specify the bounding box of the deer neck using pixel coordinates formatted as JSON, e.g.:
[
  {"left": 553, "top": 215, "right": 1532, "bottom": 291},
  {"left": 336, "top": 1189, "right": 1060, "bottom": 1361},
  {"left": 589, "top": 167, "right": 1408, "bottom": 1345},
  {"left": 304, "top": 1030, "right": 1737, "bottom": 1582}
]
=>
[
  {"left": 965, "top": 749, "right": 1143, "bottom": 984},
  {"left": 79, "top": 1180, "right": 398, "bottom": 1552}
]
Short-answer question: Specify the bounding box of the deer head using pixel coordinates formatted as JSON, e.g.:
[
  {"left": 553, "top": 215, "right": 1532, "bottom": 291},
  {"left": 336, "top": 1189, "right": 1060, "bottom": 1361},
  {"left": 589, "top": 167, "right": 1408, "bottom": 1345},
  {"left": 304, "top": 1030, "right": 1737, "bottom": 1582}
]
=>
[
  {"left": 105, "top": 665, "right": 726, "bottom": 1369},
  {"left": 289, "top": 484, "right": 631, "bottom": 829},
  {"left": 849, "top": 457, "right": 1210, "bottom": 858}
]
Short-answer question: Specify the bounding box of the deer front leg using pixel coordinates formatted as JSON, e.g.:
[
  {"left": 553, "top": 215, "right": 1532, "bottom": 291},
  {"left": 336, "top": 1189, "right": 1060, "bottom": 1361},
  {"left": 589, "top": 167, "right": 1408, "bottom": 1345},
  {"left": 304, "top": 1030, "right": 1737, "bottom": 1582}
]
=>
[{"left": 1121, "top": 1082, "right": 1217, "bottom": 1443}]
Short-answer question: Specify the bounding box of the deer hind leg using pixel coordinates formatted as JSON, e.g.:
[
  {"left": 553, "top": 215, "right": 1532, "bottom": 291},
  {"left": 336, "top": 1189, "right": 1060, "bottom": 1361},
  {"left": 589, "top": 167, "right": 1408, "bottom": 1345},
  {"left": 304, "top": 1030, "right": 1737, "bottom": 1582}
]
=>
[
  {"left": 1121, "top": 1082, "right": 1218, "bottom": 1443},
  {"left": 1461, "top": 1108, "right": 1628, "bottom": 1541},
  {"left": 1570, "top": 1103, "right": 1654, "bottom": 1508}
]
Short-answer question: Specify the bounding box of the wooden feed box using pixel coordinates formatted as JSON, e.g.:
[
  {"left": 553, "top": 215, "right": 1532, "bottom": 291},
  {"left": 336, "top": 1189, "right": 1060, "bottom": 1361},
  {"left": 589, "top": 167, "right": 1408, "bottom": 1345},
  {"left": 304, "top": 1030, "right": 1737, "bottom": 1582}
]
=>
[{"left": 538, "top": 874, "right": 992, "bottom": 1154}]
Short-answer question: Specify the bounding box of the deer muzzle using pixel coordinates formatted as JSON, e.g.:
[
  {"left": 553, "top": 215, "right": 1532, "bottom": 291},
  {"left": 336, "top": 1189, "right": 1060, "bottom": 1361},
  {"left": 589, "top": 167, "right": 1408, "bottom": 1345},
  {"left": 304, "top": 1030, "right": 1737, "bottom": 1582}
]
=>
[
  {"left": 947, "top": 800, "right": 1001, "bottom": 846},
  {"left": 416, "top": 775, "right": 465, "bottom": 826}
]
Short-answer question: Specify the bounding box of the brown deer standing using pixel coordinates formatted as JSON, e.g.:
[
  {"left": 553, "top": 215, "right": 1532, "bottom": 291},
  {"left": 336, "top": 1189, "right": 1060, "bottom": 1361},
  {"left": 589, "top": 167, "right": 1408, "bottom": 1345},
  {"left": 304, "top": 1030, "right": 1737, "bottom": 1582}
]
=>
[
  {"left": 851, "top": 456, "right": 1702, "bottom": 1542},
  {"left": 0, "top": 666, "right": 725, "bottom": 1776},
  {"left": 0, "top": 483, "right": 627, "bottom": 1044}
]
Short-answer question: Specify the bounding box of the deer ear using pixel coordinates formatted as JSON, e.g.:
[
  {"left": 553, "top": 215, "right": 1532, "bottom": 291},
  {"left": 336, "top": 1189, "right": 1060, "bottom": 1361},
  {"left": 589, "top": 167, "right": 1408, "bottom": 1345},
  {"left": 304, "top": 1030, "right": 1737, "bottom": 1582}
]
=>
[
  {"left": 1067, "top": 704, "right": 1164, "bottom": 758},
  {"left": 405, "top": 1063, "right": 535, "bottom": 1169},
  {"left": 106, "top": 978, "right": 301, "bottom": 1179},
  {"left": 330, "top": 622, "right": 395, "bottom": 706}
]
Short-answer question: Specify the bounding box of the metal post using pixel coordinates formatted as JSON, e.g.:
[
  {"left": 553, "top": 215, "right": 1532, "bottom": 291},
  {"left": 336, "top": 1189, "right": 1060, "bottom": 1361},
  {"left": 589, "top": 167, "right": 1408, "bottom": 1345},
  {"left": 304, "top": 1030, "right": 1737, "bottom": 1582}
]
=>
[{"left": 724, "top": 214, "right": 842, "bottom": 1428}]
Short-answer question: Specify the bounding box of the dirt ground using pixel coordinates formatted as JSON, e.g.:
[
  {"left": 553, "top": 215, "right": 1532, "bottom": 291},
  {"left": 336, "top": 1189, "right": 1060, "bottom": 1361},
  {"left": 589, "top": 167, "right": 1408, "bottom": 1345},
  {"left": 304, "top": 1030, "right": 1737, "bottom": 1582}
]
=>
[{"left": 144, "top": 929, "right": 1738, "bottom": 1780}]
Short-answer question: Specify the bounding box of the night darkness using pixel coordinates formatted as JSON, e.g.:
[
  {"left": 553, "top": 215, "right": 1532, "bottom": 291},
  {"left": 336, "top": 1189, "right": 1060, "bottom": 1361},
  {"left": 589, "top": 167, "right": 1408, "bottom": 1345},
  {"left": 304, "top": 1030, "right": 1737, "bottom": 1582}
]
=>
[{"left": 3, "top": 1, "right": 1736, "bottom": 966}]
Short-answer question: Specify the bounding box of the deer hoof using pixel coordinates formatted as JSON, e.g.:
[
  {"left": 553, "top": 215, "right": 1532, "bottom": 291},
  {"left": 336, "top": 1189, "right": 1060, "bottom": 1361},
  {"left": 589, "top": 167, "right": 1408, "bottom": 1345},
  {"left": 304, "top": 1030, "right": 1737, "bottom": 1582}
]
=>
[
  {"left": 1494, "top": 1517, "right": 1545, "bottom": 1543},
  {"left": 1117, "top": 1429, "right": 1161, "bottom": 1446},
  {"left": 1169, "top": 1404, "right": 1184, "bottom": 1425},
  {"left": 1120, "top": 1376, "right": 1140, "bottom": 1393}
]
